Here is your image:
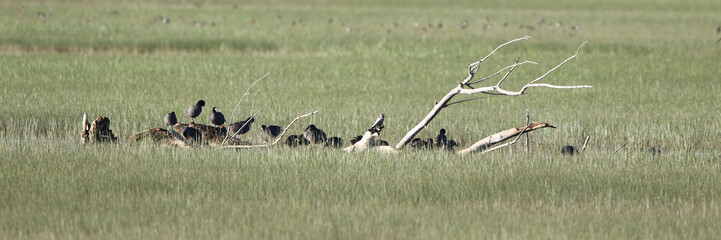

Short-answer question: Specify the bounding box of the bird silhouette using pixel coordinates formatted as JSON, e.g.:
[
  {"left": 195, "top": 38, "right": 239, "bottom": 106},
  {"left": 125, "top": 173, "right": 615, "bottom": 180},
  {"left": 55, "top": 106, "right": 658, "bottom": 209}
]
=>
[
  {"left": 261, "top": 124, "right": 282, "bottom": 138},
  {"left": 229, "top": 117, "right": 254, "bottom": 135},
  {"left": 435, "top": 129, "right": 448, "bottom": 148},
  {"left": 185, "top": 100, "right": 205, "bottom": 123},
  {"left": 325, "top": 136, "right": 344, "bottom": 148},
  {"left": 303, "top": 124, "right": 327, "bottom": 144},
  {"left": 164, "top": 112, "right": 177, "bottom": 127},
  {"left": 285, "top": 134, "right": 309, "bottom": 147},
  {"left": 182, "top": 127, "right": 202, "bottom": 143},
  {"left": 209, "top": 107, "right": 226, "bottom": 126},
  {"left": 561, "top": 145, "right": 577, "bottom": 155},
  {"left": 349, "top": 135, "right": 363, "bottom": 145}
]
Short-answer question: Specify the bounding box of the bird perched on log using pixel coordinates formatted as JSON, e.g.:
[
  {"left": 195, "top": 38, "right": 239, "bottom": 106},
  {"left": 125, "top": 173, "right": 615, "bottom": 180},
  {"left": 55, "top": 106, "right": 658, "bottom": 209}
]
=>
[
  {"left": 229, "top": 117, "right": 254, "bottom": 135},
  {"left": 303, "top": 124, "right": 327, "bottom": 144},
  {"left": 209, "top": 107, "right": 226, "bottom": 126},
  {"left": 435, "top": 129, "right": 448, "bottom": 148},
  {"left": 349, "top": 135, "right": 363, "bottom": 145},
  {"left": 261, "top": 124, "right": 282, "bottom": 139},
  {"left": 325, "top": 136, "right": 344, "bottom": 148},
  {"left": 164, "top": 112, "right": 177, "bottom": 127},
  {"left": 182, "top": 127, "right": 202, "bottom": 144},
  {"left": 185, "top": 100, "right": 205, "bottom": 123}
]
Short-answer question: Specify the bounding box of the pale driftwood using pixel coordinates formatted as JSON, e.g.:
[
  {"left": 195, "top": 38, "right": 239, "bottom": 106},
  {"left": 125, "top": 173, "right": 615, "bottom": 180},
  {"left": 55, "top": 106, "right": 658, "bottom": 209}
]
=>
[
  {"left": 456, "top": 122, "right": 554, "bottom": 155},
  {"left": 581, "top": 136, "right": 590, "bottom": 153},
  {"left": 395, "top": 36, "right": 591, "bottom": 149},
  {"left": 81, "top": 113, "right": 89, "bottom": 143},
  {"left": 344, "top": 114, "right": 391, "bottom": 153},
  {"left": 223, "top": 110, "right": 319, "bottom": 149}
]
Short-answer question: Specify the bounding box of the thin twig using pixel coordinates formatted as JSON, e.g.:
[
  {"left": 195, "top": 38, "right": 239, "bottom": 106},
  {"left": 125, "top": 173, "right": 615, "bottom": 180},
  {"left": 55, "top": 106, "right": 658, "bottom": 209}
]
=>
[
  {"left": 466, "top": 36, "right": 531, "bottom": 78},
  {"left": 228, "top": 72, "right": 269, "bottom": 125},
  {"left": 581, "top": 136, "right": 590, "bottom": 153},
  {"left": 443, "top": 97, "right": 485, "bottom": 108},
  {"left": 522, "top": 102, "right": 530, "bottom": 152},
  {"left": 466, "top": 60, "right": 538, "bottom": 86},
  {"left": 496, "top": 57, "right": 521, "bottom": 88},
  {"left": 612, "top": 140, "right": 629, "bottom": 155},
  {"left": 271, "top": 110, "right": 319, "bottom": 146}
]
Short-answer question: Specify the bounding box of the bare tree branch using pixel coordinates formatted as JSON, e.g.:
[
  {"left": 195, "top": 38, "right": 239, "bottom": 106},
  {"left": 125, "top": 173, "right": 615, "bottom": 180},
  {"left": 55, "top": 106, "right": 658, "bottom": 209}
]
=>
[
  {"left": 456, "top": 122, "right": 555, "bottom": 155},
  {"left": 394, "top": 38, "right": 591, "bottom": 149},
  {"left": 228, "top": 72, "right": 269, "bottom": 125},
  {"left": 581, "top": 136, "right": 590, "bottom": 153}
]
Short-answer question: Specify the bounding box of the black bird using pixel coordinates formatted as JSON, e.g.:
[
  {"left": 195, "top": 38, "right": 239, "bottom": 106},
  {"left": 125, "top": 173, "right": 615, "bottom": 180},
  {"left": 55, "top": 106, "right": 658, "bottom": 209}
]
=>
[
  {"left": 185, "top": 100, "right": 205, "bottom": 123},
  {"left": 303, "top": 124, "right": 327, "bottom": 144},
  {"left": 435, "top": 129, "right": 448, "bottom": 148},
  {"left": 445, "top": 139, "right": 458, "bottom": 151},
  {"left": 325, "top": 137, "right": 344, "bottom": 148},
  {"left": 229, "top": 117, "right": 254, "bottom": 135},
  {"left": 164, "top": 112, "right": 178, "bottom": 127},
  {"left": 285, "top": 134, "right": 309, "bottom": 147},
  {"left": 261, "top": 124, "right": 282, "bottom": 138},
  {"left": 647, "top": 146, "right": 661, "bottom": 155},
  {"left": 375, "top": 140, "right": 389, "bottom": 146},
  {"left": 182, "top": 127, "right": 202, "bottom": 143},
  {"left": 410, "top": 138, "right": 424, "bottom": 150},
  {"left": 425, "top": 138, "right": 435, "bottom": 149},
  {"left": 717, "top": 26, "right": 720, "bottom": 34},
  {"left": 209, "top": 107, "right": 226, "bottom": 126},
  {"left": 349, "top": 135, "right": 363, "bottom": 145},
  {"left": 561, "top": 145, "right": 577, "bottom": 155}
]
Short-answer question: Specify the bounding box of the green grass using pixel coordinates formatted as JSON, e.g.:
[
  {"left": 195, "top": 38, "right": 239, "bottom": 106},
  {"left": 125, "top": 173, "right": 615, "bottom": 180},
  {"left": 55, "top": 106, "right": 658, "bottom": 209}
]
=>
[{"left": 2, "top": 0, "right": 721, "bottom": 239}]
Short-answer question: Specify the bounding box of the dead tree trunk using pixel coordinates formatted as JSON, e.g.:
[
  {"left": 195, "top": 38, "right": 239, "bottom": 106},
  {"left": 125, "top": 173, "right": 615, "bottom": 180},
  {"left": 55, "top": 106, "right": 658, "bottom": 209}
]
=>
[
  {"left": 81, "top": 113, "right": 118, "bottom": 144},
  {"left": 394, "top": 36, "right": 591, "bottom": 149}
]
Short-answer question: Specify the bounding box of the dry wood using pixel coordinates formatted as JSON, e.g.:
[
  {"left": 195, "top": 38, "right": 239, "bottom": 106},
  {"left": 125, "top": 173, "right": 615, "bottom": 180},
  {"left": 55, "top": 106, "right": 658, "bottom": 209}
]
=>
[
  {"left": 456, "top": 122, "right": 554, "bottom": 155},
  {"left": 81, "top": 114, "right": 117, "bottom": 144},
  {"left": 581, "top": 136, "right": 590, "bottom": 153},
  {"left": 344, "top": 114, "right": 393, "bottom": 153},
  {"left": 394, "top": 36, "right": 591, "bottom": 149}
]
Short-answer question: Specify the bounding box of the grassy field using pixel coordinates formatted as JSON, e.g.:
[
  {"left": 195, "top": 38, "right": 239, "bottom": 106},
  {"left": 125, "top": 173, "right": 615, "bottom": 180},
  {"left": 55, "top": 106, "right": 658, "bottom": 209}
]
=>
[{"left": 2, "top": 0, "right": 721, "bottom": 239}]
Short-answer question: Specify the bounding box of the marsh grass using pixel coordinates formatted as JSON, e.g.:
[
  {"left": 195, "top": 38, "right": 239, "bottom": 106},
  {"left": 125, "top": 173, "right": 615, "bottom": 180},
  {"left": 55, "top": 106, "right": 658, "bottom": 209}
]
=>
[{"left": 1, "top": 0, "right": 721, "bottom": 238}]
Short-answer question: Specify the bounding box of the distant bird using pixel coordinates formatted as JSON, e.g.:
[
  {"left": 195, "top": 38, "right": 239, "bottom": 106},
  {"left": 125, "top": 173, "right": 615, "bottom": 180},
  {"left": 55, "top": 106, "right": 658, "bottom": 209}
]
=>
[
  {"left": 185, "top": 100, "right": 205, "bottom": 123},
  {"left": 349, "top": 135, "right": 363, "bottom": 145},
  {"left": 459, "top": 20, "right": 468, "bottom": 29},
  {"left": 425, "top": 138, "right": 435, "bottom": 149},
  {"left": 229, "top": 117, "right": 254, "bottom": 135},
  {"left": 182, "top": 127, "right": 202, "bottom": 143},
  {"left": 209, "top": 107, "right": 226, "bottom": 126},
  {"left": 647, "top": 146, "right": 661, "bottom": 155},
  {"left": 164, "top": 112, "right": 178, "bottom": 127},
  {"left": 261, "top": 124, "right": 282, "bottom": 138},
  {"left": 561, "top": 145, "right": 577, "bottom": 155},
  {"left": 375, "top": 140, "right": 389, "bottom": 146},
  {"left": 717, "top": 26, "right": 720, "bottom": 34},
  {"left": 325, "top": 137, "right": 344, "bottom": 148},
  {"left": 445, "top": 139, "right": 458, "bottom": 151},
  {"left": 303, "top": 124, "right": 327, "bottom": 144},
  {"left": 410, "top": 138, "right": 425, "bottom": 150},
  {"left": 435, "top": 129, "right": 448, "bottom": 147},
  {"left": 285, "top": 134, "right": 309, "bottom": 147}
]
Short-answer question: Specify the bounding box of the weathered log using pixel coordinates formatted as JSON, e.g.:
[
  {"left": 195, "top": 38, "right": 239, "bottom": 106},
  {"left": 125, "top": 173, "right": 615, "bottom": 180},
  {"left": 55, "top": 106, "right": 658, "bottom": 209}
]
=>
[
  {"left": 456, "top": 122, "right": 554, "bottom": 155},
  {"left": 344, "top": 114, "right": 399, "bottom": 153},
  {"left": 81, "top": 113, "right": 118, "bottom": 144},
  {"left": 127, "top": 127, "right": 190, "bottom": 148}
]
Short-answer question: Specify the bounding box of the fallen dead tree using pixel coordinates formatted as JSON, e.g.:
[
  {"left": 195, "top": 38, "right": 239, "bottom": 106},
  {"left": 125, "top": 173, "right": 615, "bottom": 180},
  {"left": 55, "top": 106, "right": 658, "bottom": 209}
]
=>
[{"left": 108, "top": 36, "right": 591, "bottom": 153}]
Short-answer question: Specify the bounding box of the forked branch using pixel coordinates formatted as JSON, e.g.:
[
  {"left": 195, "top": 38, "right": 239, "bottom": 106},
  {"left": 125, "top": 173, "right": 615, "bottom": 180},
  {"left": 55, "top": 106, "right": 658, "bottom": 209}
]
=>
[{"left": 394, "top": 37, "right": 591, "bottom": 149}]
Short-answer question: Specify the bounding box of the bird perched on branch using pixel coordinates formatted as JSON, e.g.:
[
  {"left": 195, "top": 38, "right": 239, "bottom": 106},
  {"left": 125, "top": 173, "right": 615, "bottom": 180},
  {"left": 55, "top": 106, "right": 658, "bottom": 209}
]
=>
[
  {"left": 209, "top": 107, "right": 226, "bottom": 127},
  {"left": 164, "top": 112, "right": 177, "bottom": 127},
  {"left": 303, "top": 124, "right": 327, "bottom": 144},
  {"left": 185, "top": 100, "right": 205, "bottom": 123},
  {"left": 229, "top": 117, "right": 254, "bottom": 135}
]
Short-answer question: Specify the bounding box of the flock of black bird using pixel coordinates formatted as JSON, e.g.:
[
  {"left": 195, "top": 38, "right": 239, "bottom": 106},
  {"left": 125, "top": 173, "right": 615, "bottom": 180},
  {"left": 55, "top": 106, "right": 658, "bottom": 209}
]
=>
[{"left": 166, "top": 100, "right": 663, "bottom": 155}]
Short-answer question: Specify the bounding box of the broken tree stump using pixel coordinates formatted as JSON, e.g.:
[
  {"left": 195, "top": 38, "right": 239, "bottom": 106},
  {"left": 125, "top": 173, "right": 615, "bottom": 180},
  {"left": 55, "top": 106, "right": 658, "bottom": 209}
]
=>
[{"left": 81, "top": 113, "right": 118, "bottom": 144}]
